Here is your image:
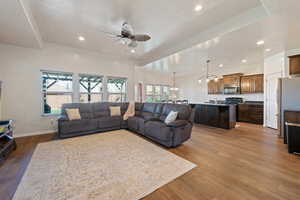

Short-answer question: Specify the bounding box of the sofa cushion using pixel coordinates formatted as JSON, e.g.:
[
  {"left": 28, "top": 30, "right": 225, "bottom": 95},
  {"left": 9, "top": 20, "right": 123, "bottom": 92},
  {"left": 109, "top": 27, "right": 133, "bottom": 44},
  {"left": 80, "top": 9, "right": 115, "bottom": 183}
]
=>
[
  {"left": 142, "top": 103, "right": 156, "bottom": 113},
  {"left": 92, "top": 102, "right": 110, "bottom": 118},
  {"left": 59, "top": 119, "right": 98, "bottom": 134},
  {"left": 134, "top": 102, "right": 143, "bottom": 117},
  {"left": 127, "top": 116, "right": 146, "bottom": 134},
  {"left": 160, "top": 104, "right": 191, "bottom": 121},
  {"left": 62, "top": 103, "right": 93, "bottom": 119},
  {"left": 128, "top": 116, "right": 139, "bottom": 132},
  {"left": 153, "top": 103, "right": 164, "bottom": 117},
  {"left": 145, "top": 121, "right": 173, "bottom": 141},
  {"left": 97, "top": 116, "right": 121, "bottom": 129}
]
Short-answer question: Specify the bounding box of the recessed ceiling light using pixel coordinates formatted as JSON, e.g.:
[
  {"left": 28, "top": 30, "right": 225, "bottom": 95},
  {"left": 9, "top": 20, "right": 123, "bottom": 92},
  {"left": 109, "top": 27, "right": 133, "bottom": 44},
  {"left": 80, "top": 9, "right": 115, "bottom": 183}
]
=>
[
  {"left": 78, "top": 36, "right": 85, "bottom": 41},
  {"left": 219, "top": 64, "right": 224, "bottom": 68},
  {"left": 256, "top": 40, "right": 264, "bottom": 46},
  {"left": 195, "top": 5, "right": 203, "bottom": 12},
  {"left": 242, "top": 59, "right": 247, "bottom": 63},
  {"left": 131, "top": 49, "right": 136, "bottom": 53},
  {"left": 265, "top": 48, "right": 271, "bottom": 52}
]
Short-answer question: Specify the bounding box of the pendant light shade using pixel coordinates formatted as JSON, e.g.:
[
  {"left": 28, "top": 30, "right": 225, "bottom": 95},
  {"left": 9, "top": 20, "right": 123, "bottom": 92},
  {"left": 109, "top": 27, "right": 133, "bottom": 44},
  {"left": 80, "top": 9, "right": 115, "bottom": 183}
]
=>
[{"left": 170, "top": 72, "right": 179, "bottom": 91}]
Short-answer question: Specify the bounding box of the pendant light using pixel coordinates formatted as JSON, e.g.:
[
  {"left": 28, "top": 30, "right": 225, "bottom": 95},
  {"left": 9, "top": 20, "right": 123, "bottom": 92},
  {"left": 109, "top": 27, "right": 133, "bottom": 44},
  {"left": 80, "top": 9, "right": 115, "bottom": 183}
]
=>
[
  {"left": 198, "top": 60, "right": 218, "bottom": 84},
  {"left": 170, "top": 72, "right": 179, "bottom": 91}
]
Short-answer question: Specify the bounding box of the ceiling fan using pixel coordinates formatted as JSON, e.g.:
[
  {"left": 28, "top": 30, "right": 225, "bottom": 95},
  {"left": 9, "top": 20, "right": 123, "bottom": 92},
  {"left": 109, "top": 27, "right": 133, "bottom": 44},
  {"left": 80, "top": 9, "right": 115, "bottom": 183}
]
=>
[{"left": 100, "top": 22, "right": 151, "bottom": 48}]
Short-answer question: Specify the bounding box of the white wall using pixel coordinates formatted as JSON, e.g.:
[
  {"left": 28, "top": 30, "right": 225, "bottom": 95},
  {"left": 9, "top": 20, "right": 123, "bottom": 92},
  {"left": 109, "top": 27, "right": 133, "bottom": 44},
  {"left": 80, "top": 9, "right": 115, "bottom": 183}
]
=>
[
  {"left": 176, "top": 63, "right": 264, "bottom": 103},
  {"left": 0, "top": 43, "right": 136, "bottom": 136},
  {"left": 134, "top": 67, "right": 172, "bottom": 102}
]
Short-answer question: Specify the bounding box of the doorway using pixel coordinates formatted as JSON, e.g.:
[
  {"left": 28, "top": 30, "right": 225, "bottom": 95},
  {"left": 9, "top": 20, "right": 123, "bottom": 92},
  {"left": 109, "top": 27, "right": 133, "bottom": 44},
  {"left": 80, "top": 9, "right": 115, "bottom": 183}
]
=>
[{"left": 265, "top": 73, "right": 282, "bottom": 129}]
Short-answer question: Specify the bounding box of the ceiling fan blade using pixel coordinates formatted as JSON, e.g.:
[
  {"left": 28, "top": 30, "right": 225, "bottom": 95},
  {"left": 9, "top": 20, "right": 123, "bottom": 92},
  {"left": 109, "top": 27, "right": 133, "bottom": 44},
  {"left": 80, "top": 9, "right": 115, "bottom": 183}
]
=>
[
  {"left": 128, "top": 40, "right": 138, "bottom": 48},
  {"left": 98, "top": 29, "right": 119, "bottom": 38},
  {"left": 112, "top": 38, "right": 122, "bottom": 43},
  {"left": 133, "top": 34, "right": 151, "bottom": 42}
]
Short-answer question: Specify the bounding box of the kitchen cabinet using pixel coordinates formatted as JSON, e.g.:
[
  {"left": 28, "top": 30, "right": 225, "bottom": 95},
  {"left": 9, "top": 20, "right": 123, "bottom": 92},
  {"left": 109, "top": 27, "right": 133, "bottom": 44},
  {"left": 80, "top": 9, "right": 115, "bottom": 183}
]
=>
[
  {"left": 194, "top": 104, "right": 236, "bottom": 129},
  {"left": 237, "top": 103, "right": 264, "bottom": 124},
  {"left": 241, "top": 74, "right": 264, "bottom": 94},
  {"left": 208, "top": 79, "right": 223, "bottom": 94},
  {"left": 289, "top": 55, "right": 300, "bottom": 75},
  {"left": 223, "top": 73, "right": 243, "bottom": 88},
  {"left": 207, "top": 73, "right": 264, "bottom": 95}
]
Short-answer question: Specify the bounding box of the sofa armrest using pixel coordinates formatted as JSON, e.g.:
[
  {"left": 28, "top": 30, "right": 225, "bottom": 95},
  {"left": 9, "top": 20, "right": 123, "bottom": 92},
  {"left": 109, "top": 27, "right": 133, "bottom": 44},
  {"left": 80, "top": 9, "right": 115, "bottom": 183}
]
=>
[
  {"left": 144, "top": 116, "right": 160, "bottom": 122},
  {"left": 167, "top": 120, "right": 188, "bottom": 128},
  {"left": 58, "top": 115, "right": 69, "bottom": 122}
]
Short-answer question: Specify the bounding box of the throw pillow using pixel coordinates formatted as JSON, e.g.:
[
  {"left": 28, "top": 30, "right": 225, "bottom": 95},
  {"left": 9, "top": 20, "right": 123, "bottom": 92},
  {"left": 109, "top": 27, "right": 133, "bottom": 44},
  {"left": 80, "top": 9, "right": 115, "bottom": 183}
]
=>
[
  {"left": 66, "top": 108, "right": 81, "bottom": 120},
  {"left": 164, "top": 111, "right": 178, "bottom": 124},
  {"left": 110, "top": 106, "right": 121, "bottom": 116}
]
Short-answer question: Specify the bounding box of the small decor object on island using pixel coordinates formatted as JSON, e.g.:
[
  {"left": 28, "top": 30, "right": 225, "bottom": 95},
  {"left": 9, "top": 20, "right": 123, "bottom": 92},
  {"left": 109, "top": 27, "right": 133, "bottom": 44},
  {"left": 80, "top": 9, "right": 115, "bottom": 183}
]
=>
[{"left": 0, "top": 120, "right": 17, "bottom": 164}]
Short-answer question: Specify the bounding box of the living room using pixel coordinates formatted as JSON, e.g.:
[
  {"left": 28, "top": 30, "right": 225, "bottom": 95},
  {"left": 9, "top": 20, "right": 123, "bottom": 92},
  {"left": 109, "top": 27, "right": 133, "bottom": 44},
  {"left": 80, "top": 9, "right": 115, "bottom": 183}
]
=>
[{"left": 1, "top": 0, "right": 300, "bottom": 200}]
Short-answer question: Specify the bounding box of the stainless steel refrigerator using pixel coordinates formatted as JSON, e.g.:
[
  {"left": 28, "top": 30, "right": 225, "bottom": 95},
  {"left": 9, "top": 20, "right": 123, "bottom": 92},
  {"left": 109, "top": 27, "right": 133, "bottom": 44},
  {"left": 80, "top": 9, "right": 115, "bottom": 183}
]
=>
[
  {"left": 279, "top": 77, "right": 300, "bottom": 138},
  {"left": 0, "top": 81, "right": 2, "bottom": 120}
]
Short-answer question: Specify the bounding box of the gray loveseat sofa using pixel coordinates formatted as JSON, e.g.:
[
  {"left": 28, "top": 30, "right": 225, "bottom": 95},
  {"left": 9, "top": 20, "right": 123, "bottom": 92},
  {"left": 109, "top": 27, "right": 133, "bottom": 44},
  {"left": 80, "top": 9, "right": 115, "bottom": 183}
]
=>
[
  {"left": 128, "top": 103, "right": 193, "bottom": 147},
  {"left": 58, "top": 102, "right": 193, "bottom": 147}
]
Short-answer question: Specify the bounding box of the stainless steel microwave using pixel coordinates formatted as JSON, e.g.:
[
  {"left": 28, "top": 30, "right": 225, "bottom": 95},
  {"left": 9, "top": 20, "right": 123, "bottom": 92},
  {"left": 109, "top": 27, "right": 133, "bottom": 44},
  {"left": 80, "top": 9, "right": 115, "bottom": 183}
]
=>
[{"left": 224, "top": 87, "right": 240, "bottom": 94}]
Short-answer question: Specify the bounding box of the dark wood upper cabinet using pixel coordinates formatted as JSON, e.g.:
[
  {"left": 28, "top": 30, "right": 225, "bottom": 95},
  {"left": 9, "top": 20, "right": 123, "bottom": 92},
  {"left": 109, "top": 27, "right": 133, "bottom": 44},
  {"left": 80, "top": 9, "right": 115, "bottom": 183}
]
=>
[
  {"left": 241, "top": 74, "right": 264, "bottom": 94},
  {"left": 208, "top": 79, "right": 223, "bottom": 94},
  {"left": 223, "top": 73, "right": 243, "bottom": 88},
  {"left": 289, "top": 55, "right": 300, "bottom": 75},
  {"left": 207, "top": 73, "right": 263, "bottom": 95},
  {"left": 254, "top": 74, "right": 264, "bottom": 93},
  {"left": 241, "top": 76, "right": 251, "bottom": 93},
  {"left": 217, "top": 79, "right": 224, "bottom": 94}
]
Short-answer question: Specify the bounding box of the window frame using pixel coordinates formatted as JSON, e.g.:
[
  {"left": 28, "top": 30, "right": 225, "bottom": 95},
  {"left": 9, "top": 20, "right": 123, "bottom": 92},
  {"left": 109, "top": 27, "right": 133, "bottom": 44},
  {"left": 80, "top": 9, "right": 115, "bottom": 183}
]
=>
[
  {"left": 107, "top": 76, "right": 128, "bottom": 102},
  {"left": 79, "top": 74, "right": 104, "bottom": 103},
  {"left": 41, "top": 70, "right": 74, "bottom": 116},
  {"left": 145, "top": 84, "right": 170, "bottom": 103}
]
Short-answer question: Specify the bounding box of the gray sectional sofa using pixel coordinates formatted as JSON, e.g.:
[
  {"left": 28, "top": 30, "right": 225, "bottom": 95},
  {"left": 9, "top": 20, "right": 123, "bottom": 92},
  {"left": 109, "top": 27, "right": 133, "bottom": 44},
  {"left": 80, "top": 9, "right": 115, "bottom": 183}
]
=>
[{"left": 58, "top": 102, "right": 193, "bottom": 147}]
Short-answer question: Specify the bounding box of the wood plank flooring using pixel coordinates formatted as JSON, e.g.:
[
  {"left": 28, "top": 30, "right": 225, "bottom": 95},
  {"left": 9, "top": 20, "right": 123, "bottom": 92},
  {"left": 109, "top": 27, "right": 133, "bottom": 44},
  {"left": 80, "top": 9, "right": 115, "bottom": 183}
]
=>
[{"left": 1, "top": 123, "right": 300, "bottom": 200}]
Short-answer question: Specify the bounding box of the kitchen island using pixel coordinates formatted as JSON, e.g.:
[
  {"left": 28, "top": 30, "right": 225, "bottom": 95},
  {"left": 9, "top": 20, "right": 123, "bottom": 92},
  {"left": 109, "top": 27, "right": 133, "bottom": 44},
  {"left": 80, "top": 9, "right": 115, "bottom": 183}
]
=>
[{"left": 194, "top": 103, "right": 236, "bottom": 129}]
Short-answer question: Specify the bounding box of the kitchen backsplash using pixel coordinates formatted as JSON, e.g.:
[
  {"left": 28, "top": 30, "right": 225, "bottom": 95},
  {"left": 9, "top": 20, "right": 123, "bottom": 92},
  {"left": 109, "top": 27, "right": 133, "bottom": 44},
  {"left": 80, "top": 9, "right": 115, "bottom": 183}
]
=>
[{"left": 207, "top": 93, "right": 264, "bottom": 102}]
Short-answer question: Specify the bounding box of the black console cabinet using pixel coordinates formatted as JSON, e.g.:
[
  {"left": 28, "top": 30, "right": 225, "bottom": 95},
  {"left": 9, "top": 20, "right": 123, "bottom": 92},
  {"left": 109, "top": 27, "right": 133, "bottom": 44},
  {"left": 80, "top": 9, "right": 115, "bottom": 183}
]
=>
[
  {"left": 286, "top": 122, "right": 300, "bottom": 155},
  {"left": 0, "top": 120, "right": 17, "bottom": 164}
]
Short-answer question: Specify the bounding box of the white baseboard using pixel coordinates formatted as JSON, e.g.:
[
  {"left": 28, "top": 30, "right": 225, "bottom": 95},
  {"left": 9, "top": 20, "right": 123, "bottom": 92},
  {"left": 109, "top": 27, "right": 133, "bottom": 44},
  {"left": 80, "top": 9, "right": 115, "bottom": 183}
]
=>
[{"left": 14, "top": 129, "right": 56, "bottom": 138}]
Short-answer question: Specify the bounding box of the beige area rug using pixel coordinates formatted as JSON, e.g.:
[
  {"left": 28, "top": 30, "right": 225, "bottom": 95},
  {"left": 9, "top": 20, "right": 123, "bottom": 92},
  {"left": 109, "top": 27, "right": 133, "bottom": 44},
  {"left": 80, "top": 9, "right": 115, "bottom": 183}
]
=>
[{"left": 13, "top": 130, "right": 196, "bottom": 200}]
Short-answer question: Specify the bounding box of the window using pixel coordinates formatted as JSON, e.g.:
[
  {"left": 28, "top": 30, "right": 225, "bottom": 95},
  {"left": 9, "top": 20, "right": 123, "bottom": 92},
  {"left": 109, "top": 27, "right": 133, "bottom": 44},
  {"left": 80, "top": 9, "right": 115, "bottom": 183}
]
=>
[
  {"left": 42, "top": 71, "right": 73, "bottom": 115},
  {"left": 107, "top": 77, "right": 127, "bottom": 102},
  {"left": 145, "top": 84, "right": 170, "bottom": 103},
  {"left": 162, "top": 86, "right": 170, "bottom": 101},
  {"left": 79, "top": 74, "right": 103, "bottom": 103}
]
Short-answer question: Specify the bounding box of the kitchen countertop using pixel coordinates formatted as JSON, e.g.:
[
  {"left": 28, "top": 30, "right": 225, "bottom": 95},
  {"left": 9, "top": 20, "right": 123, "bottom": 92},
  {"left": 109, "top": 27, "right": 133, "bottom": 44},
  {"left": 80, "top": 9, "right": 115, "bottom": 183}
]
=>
[{"left": 193, "top": 103, "right": 234, "bottom": 107}]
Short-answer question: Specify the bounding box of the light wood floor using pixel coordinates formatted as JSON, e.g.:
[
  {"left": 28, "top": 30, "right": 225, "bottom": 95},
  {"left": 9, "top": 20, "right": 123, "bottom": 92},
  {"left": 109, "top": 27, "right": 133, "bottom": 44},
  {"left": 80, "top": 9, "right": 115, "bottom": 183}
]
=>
[{"left": 1, "top": 123, "right": 300, "bottom": 200}]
